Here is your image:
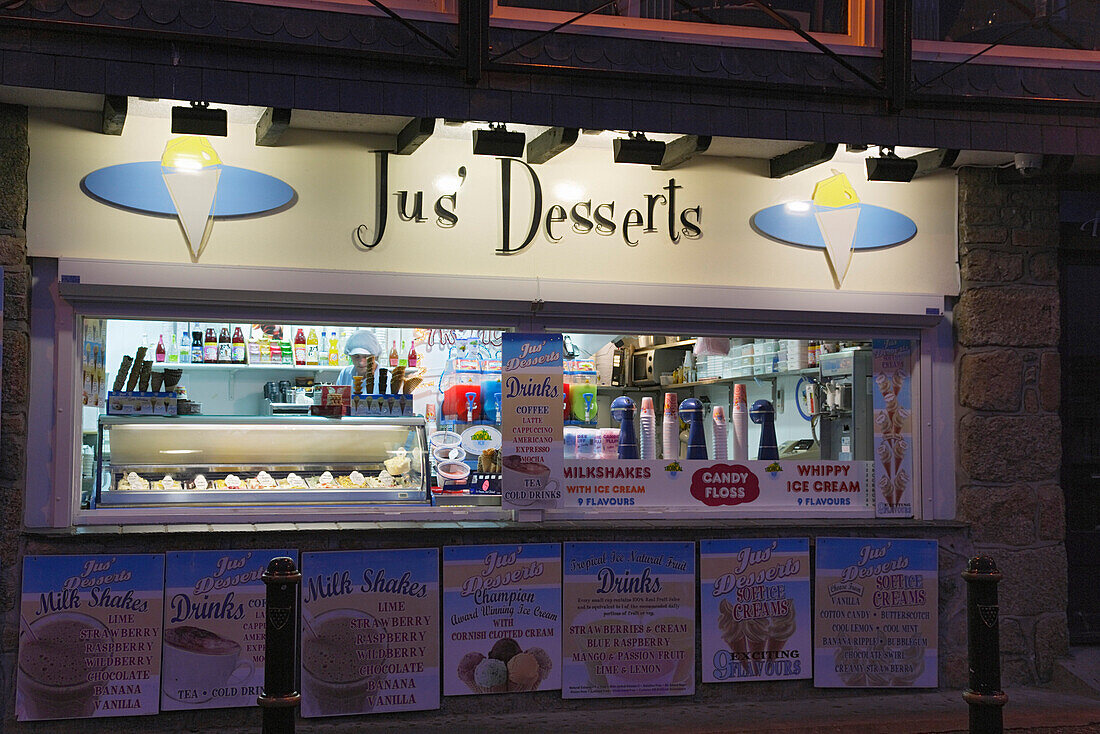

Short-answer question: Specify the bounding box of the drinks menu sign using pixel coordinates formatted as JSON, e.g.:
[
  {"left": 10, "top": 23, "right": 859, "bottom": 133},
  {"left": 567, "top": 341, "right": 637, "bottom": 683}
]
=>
[
  {"left": 300, "top": 549, "right": 440, "bottom": 718},
  {"left": 699, "top": 539, "right": 811, "bottom": 683},
  {"left": 17, "top": 554, "right": 165, "bottom": 721},
  {"left": 813, "top": 538, "right": 938, "bottom": 688},
  {"left": 442, "top": 543, "right": 562, "bottom": 695},
  {"left": 501, "top": 333, "right": 564, "bottom": 511},
  {"left": 562, "top": 542, "right": 695, "bottom": 699},
  {"left": 161, "top": 549, "right": 295, "bottom": 711}
]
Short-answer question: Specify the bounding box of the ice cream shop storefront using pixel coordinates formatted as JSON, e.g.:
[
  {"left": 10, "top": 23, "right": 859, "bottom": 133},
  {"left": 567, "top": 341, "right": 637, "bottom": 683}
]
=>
[{"left": 15, "top": 104, "right": 971, "bottom": 727}]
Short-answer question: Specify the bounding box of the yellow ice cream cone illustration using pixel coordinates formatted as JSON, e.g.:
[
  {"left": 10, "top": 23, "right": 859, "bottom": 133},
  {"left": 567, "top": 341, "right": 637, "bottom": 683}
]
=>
[
  {"left": 812, "top": 171, "right": 861, "bottom": 287},
  {"left": 161, "top": 136, "right": 222, "bottom": 261}
]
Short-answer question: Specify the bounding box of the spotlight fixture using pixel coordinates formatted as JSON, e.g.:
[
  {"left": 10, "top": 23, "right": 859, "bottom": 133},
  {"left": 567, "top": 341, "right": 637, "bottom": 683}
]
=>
[
  {"left": 472, "top": 123, "right": 526, "bottom": 157},
  {"left": 613, "top": 132, "right": 666, "bottom": 165},
  {"left": 866, "top": 147, "right": 918, "bottom": 182},
  {"left": 171, "top": 101, "right": 227, "bottom": 137}
]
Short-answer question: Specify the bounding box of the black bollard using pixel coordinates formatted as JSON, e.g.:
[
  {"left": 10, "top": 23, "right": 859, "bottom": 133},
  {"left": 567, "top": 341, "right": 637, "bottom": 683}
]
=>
[
  {"left": 258, "top": 557, "right": 302, "bottom": 734},
  {"left": 961, "top": 555, "right": 1007, "bottom": 734}
]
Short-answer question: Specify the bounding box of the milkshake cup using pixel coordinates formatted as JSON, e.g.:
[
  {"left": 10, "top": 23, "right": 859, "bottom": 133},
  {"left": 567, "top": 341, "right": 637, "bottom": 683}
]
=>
[
  {"left": 18, "top": 613, "right": 105, "bottom": 720},
  {"left": 301, "top": 609, "right": 389, "bottom": 717}
]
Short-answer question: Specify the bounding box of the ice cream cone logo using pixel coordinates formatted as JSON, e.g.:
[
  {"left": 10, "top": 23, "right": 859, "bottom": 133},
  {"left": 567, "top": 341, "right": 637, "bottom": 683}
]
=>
[
  {"left": 82, "top": 134, "right": 295, "bottom": 262},
  {"left": 161, "top": 136, "right": 223, "bottom": 261},
  {"left": 751, "top": 170, "right": 917, "bottom": 289}
]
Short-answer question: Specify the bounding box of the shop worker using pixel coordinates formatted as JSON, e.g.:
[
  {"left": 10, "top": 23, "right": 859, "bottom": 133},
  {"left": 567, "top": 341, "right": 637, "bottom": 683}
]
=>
[{"left": 336, "top": 330, "right": 382, "bottom": 387}]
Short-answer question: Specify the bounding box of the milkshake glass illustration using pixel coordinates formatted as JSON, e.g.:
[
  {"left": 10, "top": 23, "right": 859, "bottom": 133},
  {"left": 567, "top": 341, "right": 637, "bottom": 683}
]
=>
[
  {"left": 19, "top": 613, "right": 106, "bottom": 719},
  {"left": 301, "top": 608, "right": 390, "bottom": 716}
]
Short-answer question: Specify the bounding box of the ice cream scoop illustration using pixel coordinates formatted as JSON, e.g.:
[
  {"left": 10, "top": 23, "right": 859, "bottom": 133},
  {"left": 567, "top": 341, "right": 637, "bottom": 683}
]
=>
[{"left": 161, "top": 136, "right": 222, "bottom": 261}]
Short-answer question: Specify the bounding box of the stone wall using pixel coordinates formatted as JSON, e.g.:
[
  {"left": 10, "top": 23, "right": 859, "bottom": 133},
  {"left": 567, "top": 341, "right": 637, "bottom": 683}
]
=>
[
  {"left": 0, "top": 104, "right": 29, "bottom": 714},
  {"left": 954, "top": 167, "right": 1068, "bottom": 684}
]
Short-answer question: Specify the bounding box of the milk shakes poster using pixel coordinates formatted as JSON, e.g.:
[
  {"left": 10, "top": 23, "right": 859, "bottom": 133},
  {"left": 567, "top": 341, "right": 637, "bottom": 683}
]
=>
[
  {"left": 300, "top": 549, "right": 440, "bottom": 717},
  {"left": 161, "top": 549, "right": 295, "bottom": 710},
  {"left": 699, "top": 539, "right": 812, "bottom": 683},
  {"left": 872, "top": 339, "right": 914, "bottom": 518},
  {"left": 501, "top": 333, "right": 564, "bottom": 511},
  {"left": 562, "top": 542, "right": 695, "bottom": 699},
  {"left": 443, "top": 544, "right": 562, "bottom": 695},
  {"left": 814, "top": 537, "right": 938, "bottom": 688},
  {"left": 17, "top": 554, "right": 165, "bottom": 721}
]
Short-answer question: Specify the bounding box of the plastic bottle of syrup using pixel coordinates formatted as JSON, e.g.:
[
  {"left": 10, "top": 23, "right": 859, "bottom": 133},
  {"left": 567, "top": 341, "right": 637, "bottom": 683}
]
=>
[
  {"left": 201, "top": 328, "right": 215, "bottom": 363},
  {"left": 179, "top": 331, "right": 191, "bottom": 364},
  {"left": 306, "top": 329, "right": 320, "bottom": 366},
  {"left": 318, "top": 330, "right": 329, "bottom": 367},
  {"left": 294, "top": 329, "right": 307, "bottom": 366},
  {"left": 232, "top": 326, "right": 246, "bottom": 364},
  {"left": 389, "top": 340, "right": 399, "bottom": 368},
  {"left": 399, "top": 340, "right": 408, "bottom": 368},
  {"left": 167, "top": 333, "right": 179, "bottom": 363},
  {"left": 328, "top": 333, "right": 340, "bottom": 367},
  {"left": 193, "top": 331, "right": 205, "bottom": 363},
  {"left": 155, "top": 335, "right": 166, "bottom": 362},
  {"left": 216, "top": 327, "right": 231, "bottom": 364}
]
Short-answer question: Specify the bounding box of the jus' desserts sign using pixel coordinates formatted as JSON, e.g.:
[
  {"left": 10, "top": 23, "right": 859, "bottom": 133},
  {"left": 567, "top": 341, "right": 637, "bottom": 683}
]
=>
[
  {"left": 17, "top": 554, "right": 164, "bottom": 721},
  {"left": 443, "top": 544, "right": 562, "bottom": 695}
]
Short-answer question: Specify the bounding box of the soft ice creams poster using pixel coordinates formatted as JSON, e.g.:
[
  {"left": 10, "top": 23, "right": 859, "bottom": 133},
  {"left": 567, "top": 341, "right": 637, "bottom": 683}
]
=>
[
  {"left": 160, "top": 549, "right": 295, "bottom": 711},
  {"left": 699, "top": 539, "right": 811, "bottom": 683},
  {"left": 562, "top": 542, "right": 695, "bottom": 699},
  {"left": 17, "top": 554, "right": 165, "bottom": 721},
  {"left": 872, "top": 340, "right": 914, "bottom": 518},
  {"left": 813, "top": 538, "right": 938, "bottom": 688},
  {"left": 443, "top": 544, "right": 561, "bottom": 695},
  {"left": 300, "top": 549, "right": 440, "bottom": 718}
]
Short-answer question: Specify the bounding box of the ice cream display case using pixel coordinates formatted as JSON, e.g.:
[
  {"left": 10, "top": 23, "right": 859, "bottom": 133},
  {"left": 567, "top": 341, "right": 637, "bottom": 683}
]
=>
[{"left": 93, "top": 415, "right": 429, "bottom": 507}]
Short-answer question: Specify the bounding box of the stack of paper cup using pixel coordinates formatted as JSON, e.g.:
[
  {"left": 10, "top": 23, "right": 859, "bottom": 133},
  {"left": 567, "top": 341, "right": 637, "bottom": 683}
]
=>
[
  {"left": 662, "top": 392, "right": 679, "bottom": 460},
  {"left": 732, "top": 384, "right": 749, "bottom": 461},
  {"left": 639, "top": 397, "right": 657, "bottom": 460},
  {"left": 712, "top": 405, "right": 728, "bottom": 460}
]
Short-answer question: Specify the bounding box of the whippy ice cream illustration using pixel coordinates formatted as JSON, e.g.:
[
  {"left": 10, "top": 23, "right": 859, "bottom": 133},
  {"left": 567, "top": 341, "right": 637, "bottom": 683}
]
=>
[
  {"left": 751, "top": 171, "right": 917, "bottom": 288},
  {"left": 160, "top": 137, "right": 223, "bottom": 261}
]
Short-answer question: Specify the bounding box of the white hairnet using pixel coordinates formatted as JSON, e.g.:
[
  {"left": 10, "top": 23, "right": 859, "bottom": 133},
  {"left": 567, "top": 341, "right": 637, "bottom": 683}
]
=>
[{"left": 344, "top": 330, "right": 382, "bottom": 356}]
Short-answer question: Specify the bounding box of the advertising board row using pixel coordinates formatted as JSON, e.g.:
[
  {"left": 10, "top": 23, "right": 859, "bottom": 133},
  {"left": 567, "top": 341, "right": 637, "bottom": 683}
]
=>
[{"left": 18, "top": 538, "right": 937, "bottom": 721}]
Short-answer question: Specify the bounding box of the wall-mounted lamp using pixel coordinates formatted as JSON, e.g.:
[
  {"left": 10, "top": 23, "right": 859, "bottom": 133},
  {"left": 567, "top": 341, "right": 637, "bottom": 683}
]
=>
[
  {"left": 171, "top": 101, "right": 227, "bottom": 137},
  {"left": 473, "top": 123, "right": 526, "bottom": 157},
  {"left": 613, "top": 132, "right": 666, "bottom": 165},
  {"left": 866, "top": 147, "right": 917, "bottom": 182}
]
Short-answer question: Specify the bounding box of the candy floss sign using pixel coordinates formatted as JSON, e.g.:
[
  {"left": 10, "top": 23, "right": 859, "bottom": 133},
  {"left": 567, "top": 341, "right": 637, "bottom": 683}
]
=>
[
  {"left": 813, "top": 538, "right": 938, "bottom": 688},
  {"left": 700, "top": 539, "right": 812, "bottom": 683},
  {"left": 17, "top": 554, "right": 165, "bottom": 721},
  {"left": 501, "top": 333, "right": 564, "bottom": 511},
  {"left": 443, "top": 544, "right": 562, "bottom": 695}
]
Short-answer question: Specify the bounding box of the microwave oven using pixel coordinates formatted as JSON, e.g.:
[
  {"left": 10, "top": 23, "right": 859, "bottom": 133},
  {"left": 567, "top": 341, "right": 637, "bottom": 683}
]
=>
[{"left": 631, "top": 349, "right": 683, "bottom": 386}]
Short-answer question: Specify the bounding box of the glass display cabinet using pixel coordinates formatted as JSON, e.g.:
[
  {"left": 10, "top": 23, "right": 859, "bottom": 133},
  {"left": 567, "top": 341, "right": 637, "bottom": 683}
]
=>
[{"left": 94, "top": 415, "right": 428, "bottom": 507}]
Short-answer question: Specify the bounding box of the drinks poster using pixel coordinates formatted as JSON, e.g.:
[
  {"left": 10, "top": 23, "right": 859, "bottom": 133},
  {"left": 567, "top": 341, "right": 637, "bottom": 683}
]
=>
[
  {"left": 814, "top": 537, "right": 938, "bottom": 688},
  {"left": 300, "top": 549, "right": 440, "bottom": 718},
  {"left": 699, "top": 539, "right": 811, "bottom": 683},
  {"left": 443, "top": 544, "right": 561, "bottom": 695},
  {"left": 17, "top": 554, "right": 165, "bottom": 721},
  {"left": 562, "top": 542, "right": 695, "bottom": 699},
  {"left": 160, "top": 549, "right": 295, "bottom": 711},
  {"left": 501, "top": 333, "right": 564, "bottom": 511},
  {"left": 872, "top": 339, "right": 914, "bottom": 518}
]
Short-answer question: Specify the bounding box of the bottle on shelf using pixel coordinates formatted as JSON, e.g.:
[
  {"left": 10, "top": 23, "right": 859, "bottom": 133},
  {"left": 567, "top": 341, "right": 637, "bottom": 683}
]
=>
[
  {"left": 294, "top": 329, "right": 307, "bottom": 366},
  {"left": 269, "top": 338, "right": 281, "bottom": 365},
  {"left": 399, "top": 340, "right": 408, "bottom": 368},
  {"left": 306, "top": 328, "right": 320, "bottom": 366},
  {"left": 328, "top": 332, "right": 340, "bottom": 368},
  {"left": 192, "top": 331, "right": 204, "bottom": 363},
  {"left": 808, "top": 340, "right": 820, "bottom": 368},
  {"left": 319, "top": 330, "right": 329, "bottom": 367},
  {"left": 203, "top": 328, "right": 217, "bottom": 363},
  {"left": 389, "top": 339, "right": 399, "bottom": 368},
  {"left": 179, "top": 330, "right": 191, "bottom": 364},
  {"left": 167, "top": 333, "right": 179, "bottom": 363},
  {"left": 218, "top": 326, "right": 231, "bottom": 364},
  {"left": 232, "top": 326, "right": 246, "bottom": 364},
  {"left": 407, "top": 340, "right": 418, "bottom": 369},
  {"left": 155, "top": 334, "right": 166, "bottom": 362}
]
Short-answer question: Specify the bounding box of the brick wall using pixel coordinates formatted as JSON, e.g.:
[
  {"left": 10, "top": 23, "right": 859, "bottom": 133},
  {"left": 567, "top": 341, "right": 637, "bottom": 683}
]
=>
[
  {"left": 0, "top": 103, "right": 28, "bottom": 711},
  {"left": 954, "top": 167, "right": 1068, "bottom": 684}
]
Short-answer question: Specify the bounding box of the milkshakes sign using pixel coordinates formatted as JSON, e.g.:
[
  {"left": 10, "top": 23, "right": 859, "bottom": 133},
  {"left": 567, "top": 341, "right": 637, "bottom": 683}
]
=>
[{"left": 501, "top": 334, "right": 564, "bottom": 511}]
